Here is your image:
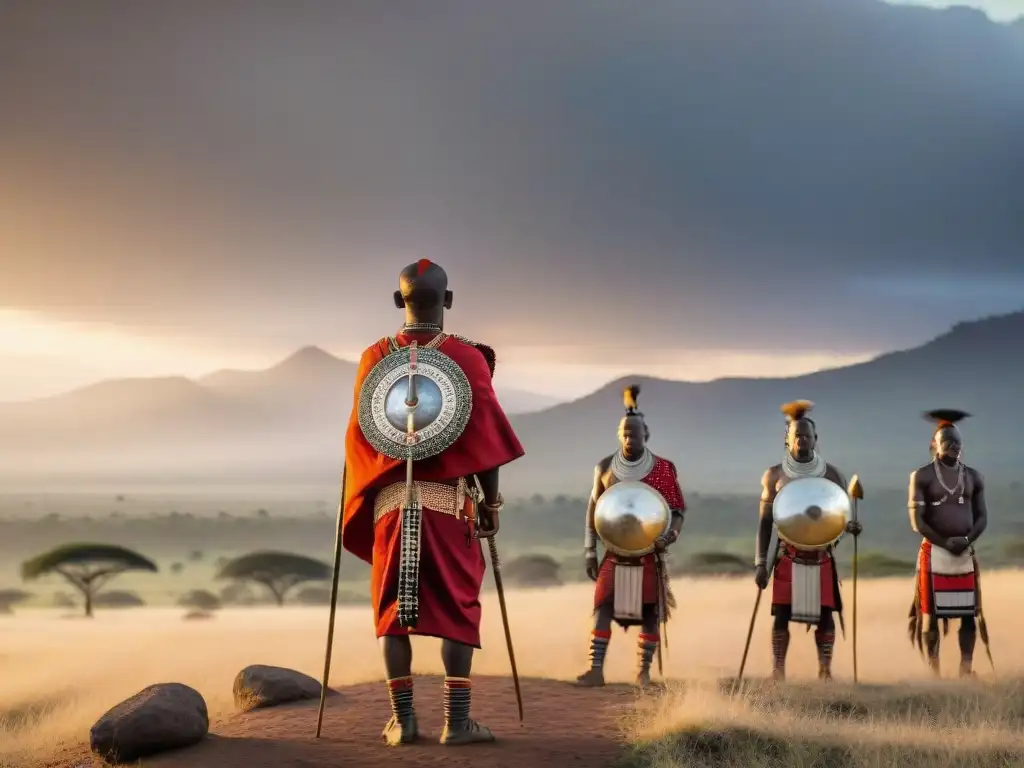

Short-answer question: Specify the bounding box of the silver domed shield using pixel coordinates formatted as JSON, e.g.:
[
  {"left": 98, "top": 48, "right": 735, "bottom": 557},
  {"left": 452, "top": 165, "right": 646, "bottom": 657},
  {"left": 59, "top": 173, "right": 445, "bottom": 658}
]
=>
[
  {"left": 357, "top": 346, "right": 473, "bottom": 461},
  {"left": 594, "top": 481, "right": 671, "bottom": 558},
  {"left": 773, "top": 477, "right": 851, "bottom": 550}
]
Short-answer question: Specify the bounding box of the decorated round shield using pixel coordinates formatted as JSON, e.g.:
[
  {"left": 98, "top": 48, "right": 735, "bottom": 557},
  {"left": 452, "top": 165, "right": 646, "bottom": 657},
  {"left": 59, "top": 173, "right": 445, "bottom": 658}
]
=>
[
  {"left": 594, "top": 480, "right": 672, "bottom": 558},
  {"left": 773, "top": 476, "right": 851, "bottom": 550},
  {"left": 357, "top": 345, "right": 473, "bottom": 461}
]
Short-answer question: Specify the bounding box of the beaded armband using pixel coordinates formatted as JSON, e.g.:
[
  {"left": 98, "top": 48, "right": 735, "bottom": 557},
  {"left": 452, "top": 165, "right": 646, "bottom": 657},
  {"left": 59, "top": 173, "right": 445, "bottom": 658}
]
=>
[{"left": 480, "top": 493, "right": 504, "bottom": 514}]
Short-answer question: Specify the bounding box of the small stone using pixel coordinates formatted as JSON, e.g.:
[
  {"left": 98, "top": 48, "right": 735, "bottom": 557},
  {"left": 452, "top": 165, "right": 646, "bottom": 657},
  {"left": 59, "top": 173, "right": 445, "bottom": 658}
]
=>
[
  {"left": 90, "top": 682, "right": 208, "bottom": 764},
  {"left": 232, "top": 664, "right": 327, "bottom": 712}
]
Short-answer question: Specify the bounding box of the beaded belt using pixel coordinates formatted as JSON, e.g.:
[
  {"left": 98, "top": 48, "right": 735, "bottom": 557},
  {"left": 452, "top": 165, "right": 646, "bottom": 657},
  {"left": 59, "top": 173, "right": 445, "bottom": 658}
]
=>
[
  {"left": 781, "top": 544, "right": 828, "bottom": 565},
  {"left": 612, "top": 554, "right": 646, "bottom": 566},
  {"left": 373, "top": 478, "right": 470, "bottom": 629},
  {"left": 373, "top": 479, "right": 469, "bottom": 525}
]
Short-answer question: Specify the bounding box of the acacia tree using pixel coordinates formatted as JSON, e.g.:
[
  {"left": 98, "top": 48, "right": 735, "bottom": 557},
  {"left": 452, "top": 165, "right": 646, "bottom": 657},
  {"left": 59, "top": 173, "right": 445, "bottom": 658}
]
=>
[
  {"left": 502, "top": 553, "right": 562, "bottom": 588},
  {"left": 0, "top": 588, "right": 32, "bottom": 614},
  {"left": 177, "top": 589, "right": 222, "bottom": 611},
  {"left": 21, "top": 543, "right": 158, "bottom": 617},
  {"left": 216, "top": 551, "right": 332, "bottom": 606}
]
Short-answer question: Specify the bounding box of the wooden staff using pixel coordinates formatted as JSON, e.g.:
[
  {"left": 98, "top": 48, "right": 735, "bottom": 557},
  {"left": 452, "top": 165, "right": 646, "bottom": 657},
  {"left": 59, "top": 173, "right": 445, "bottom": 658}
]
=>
[
  {"left": 847, "top": 475, "right": 864, "bottom": 684},
  {"left": 474, "top": 477, "right": 524, "bottom": 723},
  {"left": 485, "top": 535, "right": 524, "bottom": 722},
  {"left": 733, "top": 537, "right": 780, "bottom": 695},
  {"left": 315, "top": 465, "right": 347, "bottom": 737},
  {"left": 655, "top": 551, "right": 667, "bottom": 676}
]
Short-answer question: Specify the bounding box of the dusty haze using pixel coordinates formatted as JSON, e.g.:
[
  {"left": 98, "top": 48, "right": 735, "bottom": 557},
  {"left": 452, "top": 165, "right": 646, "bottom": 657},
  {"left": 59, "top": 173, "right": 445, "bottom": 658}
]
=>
[
  {"left": 3, "top": 572, "right": 1023, "bottom": 765},
  {"left": 2, "top": 311, "right": 1023, "bottom": 493}
]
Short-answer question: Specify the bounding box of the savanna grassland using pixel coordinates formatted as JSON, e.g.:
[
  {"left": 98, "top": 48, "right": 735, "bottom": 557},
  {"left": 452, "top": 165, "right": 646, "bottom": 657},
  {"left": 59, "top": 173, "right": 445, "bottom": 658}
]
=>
[
  {"left": 3, "top": 485, "right": 1024, "bottom": 601},
  {"left": 2, "top": 489, "right": 1024, "bottom": 767}
]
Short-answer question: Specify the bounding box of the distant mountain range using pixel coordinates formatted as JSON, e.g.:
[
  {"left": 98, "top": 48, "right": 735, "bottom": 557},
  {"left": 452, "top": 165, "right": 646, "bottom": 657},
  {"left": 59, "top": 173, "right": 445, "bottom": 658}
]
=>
[
  {"left": 0, "top": 312, "right": 1021, "bottom": 493},
  {"left": 505, "top": 310, "right": 1024, "bottom": 494},
  {"left": 0, "top": 346, "right": 559, "bottom": 485}
]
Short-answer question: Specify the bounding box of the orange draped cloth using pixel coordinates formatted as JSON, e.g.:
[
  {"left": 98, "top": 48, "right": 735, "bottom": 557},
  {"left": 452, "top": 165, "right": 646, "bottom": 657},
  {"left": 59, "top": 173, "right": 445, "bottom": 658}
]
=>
[{"left": 342, "top": 331, "right": 525, "bottom": 646}]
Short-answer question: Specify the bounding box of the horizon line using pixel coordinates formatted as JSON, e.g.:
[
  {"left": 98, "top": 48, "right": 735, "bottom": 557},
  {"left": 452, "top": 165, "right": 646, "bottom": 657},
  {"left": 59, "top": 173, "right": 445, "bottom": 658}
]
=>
[
  {"left": 3, "top": 305, "right": 1018, "bottom": 406},
  {"left": 0, "top": 342, "right": 885, "bottom": 407}
]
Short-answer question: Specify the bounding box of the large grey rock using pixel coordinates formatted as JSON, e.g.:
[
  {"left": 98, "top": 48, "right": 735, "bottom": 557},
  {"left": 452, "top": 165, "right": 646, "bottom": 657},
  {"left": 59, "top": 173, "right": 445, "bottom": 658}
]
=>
[
  {"left": 232, "top": 664, "right": 325, "bottom": 712},
  {"left": 90, "top": 682, "right": 208, "bottom": 764}
]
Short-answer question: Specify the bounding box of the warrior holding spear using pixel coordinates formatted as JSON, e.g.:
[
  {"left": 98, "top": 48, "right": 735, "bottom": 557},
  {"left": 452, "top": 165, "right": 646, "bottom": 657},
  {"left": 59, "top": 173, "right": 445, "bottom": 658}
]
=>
[
  {"left": 751, "top": 401, "right": 862, "bottom": 682},
  {"left": 575, "top": 384, "right": 686, "bottom": 689},
  {"left": 325, "top": 260, "right": 525, "bottom": 746},
  {"left": 907, "top": 409, "right": 993, "bottom": 677}
]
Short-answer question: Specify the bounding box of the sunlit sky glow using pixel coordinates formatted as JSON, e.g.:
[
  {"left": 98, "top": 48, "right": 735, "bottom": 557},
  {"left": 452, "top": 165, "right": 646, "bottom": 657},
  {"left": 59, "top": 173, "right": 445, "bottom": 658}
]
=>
[
  {"left": 0, "top": 310, "right": 875, "bottom": 402},
  {"left": 0, "top": 1, "right": 1020, "bottom": 402}
]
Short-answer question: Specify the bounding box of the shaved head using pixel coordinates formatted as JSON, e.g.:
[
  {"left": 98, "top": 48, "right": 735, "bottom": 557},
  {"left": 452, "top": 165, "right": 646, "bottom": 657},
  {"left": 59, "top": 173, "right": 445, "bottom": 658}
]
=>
[
  {"left": 786, "top": 417, "right": 817, "bottom": 461},
  {"left": 394, "top": 259, "right": 453, "bottom": 324},
  {"left": 923, "top": 409, "right": 969, "bottom": 464},
  {"left": 932, "top": 424, "right": 963, "bottom": 463},
  {"left": 617, "top": 412, "right": 648, "bottom": 459}
]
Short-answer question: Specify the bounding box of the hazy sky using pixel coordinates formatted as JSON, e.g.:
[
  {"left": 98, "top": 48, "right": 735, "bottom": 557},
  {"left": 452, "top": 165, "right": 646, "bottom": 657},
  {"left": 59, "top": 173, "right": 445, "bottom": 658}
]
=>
[{"left": 1, "top": 0, "right": 1022, "bottom": 401}]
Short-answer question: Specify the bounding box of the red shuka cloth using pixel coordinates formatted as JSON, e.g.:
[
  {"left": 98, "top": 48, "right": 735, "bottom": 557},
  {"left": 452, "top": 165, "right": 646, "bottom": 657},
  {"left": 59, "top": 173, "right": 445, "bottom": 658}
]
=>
[
  {"left": 342, "top": 331, "right": 525, "bottom": 647},
  {"left": 771, "top": 545, "right": 837, "bottom": 610},
  {"left": 594, "top": 457, "right": 685, "bottom": 612}
]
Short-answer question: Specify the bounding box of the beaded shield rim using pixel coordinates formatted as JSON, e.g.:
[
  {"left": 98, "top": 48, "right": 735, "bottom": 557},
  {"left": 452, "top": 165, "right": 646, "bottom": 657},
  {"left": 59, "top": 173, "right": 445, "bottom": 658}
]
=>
[
  {"left": 594, "top": 480, "right": 671, "bottom": 558},
  {"left": 357, "top": 346, "right": 474, "bottom": 461}
]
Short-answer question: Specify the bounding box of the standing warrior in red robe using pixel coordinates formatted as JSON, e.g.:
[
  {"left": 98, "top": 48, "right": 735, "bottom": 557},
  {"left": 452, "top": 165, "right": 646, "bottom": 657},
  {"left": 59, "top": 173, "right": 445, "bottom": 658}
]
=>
[
  {"left": 907, "top": 409, "right": 991, "bottom": 677},
  {"left": 341, "top": 260, "right": 525, "bottom": 745},
  {"left": 575, "top": 385, "right": 685, "bottom": 689},
  {"left": 753, "top": 401, "right": 862, "bottom": 681}
]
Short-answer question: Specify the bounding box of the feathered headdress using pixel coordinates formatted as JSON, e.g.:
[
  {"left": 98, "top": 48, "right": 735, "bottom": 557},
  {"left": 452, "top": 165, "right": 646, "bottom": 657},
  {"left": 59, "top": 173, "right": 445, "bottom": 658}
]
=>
[
  {"left": 923, "top": 409, "right": 970, "bottom": 428},
  {"left": 925, "top": 409, "right": 969, "bottom": 458},
  {"left": 780, "top": 400, "right": 814, "bottom": 423},
  {"left": 623, "top": 384, "right": 641, "bottom": 415}
]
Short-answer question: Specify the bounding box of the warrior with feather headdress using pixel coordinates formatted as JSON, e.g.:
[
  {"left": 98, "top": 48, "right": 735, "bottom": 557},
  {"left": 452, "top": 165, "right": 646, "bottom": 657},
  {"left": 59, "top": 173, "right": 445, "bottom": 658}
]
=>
[
  {"left": 907, "top": 409, "right": 991, "bottom": 677},
  {"left": 754, "top": 400, "right": 862, "bottom": 682},
  {"left": 575, "top": 384, "right": 686, "bottom": 689}
]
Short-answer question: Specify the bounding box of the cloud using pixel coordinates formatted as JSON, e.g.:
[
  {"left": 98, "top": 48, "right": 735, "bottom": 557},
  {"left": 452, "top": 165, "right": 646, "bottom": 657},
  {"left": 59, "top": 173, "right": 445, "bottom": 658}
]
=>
[
  {"left": 0, "top": 0, "right": 1021, "bottom": 356},
  {"left": 885, "top": 0, "right": 1024, "bottom": 22}
]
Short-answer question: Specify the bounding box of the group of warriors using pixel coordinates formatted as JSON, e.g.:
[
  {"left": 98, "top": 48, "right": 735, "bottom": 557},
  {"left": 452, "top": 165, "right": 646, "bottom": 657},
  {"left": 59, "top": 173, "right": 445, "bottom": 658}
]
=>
[{"left": 316, "top": 260, "right": 993, "bottom": 748}]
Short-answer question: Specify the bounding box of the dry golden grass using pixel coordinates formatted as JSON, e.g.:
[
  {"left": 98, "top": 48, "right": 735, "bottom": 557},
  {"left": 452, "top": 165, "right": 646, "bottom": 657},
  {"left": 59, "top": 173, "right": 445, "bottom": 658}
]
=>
[
  {"left": 2, "top": 570, "right": 1023, "bottom": 767},
  {"left": 622, "top": 677, "right": 1024, "bottom": 767},
  {"left": 620, "top": 570, "right": 1024, "bottom": 767}
]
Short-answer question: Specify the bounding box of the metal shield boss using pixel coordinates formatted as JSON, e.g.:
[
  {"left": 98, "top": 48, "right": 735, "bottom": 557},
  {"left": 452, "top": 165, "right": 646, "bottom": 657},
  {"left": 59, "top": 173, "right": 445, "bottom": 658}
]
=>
[
  {"left": 772, "top": 476, "right": 851, "bottom": 549},
  {"left": 357, "top": 346, "right": 473, "bottom": 461},
  {"left": 594, "top": 481, "right": 672, "bottom": 558}
]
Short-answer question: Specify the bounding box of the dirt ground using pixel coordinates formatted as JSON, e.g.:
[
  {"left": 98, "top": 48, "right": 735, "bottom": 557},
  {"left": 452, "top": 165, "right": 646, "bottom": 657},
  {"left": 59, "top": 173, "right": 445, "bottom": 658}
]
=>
[{"left": 47, "top": 675, "right": 639, "bottom": 768}]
